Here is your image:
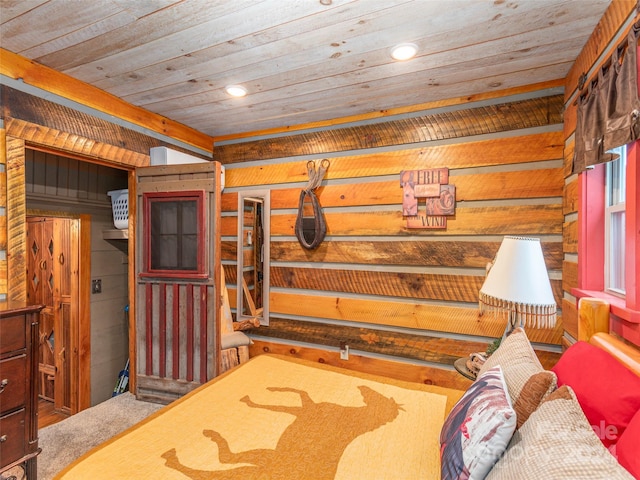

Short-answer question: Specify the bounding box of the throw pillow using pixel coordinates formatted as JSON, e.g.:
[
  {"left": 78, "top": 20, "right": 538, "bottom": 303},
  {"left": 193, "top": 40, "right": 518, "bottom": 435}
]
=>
[
  {"left": 552, "top": 340, "right": 640, "bottom": 448},
  {"left": 440, "top": 366, "right": 516, "bottom": 480},
  {"left": 615, "top": 408, "right": 640, "bottom": 478},
  {"left": 511, "top": 370, "right": 555, "bottom": 428},
  {"left": 486, "top": 386, "right": 634, "bottom": 480},
  {"left": 478, "top": 328, "right": 556, "bottom": 427}
]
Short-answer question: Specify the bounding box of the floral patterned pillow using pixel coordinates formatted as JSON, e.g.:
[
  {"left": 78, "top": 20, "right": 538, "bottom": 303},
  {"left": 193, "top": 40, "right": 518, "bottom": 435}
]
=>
[{"left": 440, "top": 366, "right": 516, "bottom": 480}]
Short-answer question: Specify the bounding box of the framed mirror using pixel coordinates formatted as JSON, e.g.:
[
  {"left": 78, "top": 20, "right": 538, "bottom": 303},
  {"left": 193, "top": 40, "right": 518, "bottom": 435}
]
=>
[{"left": 236, "top": 189, "right": 270, "bottom": 326}]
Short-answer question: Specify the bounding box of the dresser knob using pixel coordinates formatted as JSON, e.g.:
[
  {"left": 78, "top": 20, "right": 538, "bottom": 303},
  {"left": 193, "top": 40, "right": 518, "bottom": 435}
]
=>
[
  {"left": 0, "top": 378, "right": 7, "bottom": 393},
  {"left": 0, "top": 434, "right": 7, "bottom": 443}
]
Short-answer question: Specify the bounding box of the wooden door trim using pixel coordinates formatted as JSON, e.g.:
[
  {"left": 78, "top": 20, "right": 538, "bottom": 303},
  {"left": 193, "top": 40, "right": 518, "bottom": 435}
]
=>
[
  {"left": 77, "top": 214, "right": 91, "bottom": 411},
  {"left": 127, "top": 170, "right": 137, "bottom": 395},
  {"left": 6, "top": 136, "right": 27, "bottom": 301}
]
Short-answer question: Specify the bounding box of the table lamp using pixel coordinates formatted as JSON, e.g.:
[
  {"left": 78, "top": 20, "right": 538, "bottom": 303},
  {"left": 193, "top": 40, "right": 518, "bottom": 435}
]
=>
[{"left": 479, "top": 236, "right": 557, "bottom": 339}]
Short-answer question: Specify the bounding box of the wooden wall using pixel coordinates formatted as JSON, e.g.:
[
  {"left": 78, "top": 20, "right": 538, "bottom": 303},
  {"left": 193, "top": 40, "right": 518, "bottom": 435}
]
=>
[
  {"left": 217, "top": 82, "right": 566, "bottom": 384},
  {"left": 561, "top": 1, "right": 636, "bottom": 344},
  {"left": 3, "top": 3, "right": 634, "bottom": 391},
  {"left": 25, "top": 149, "right": 128, "bottom": 202}
]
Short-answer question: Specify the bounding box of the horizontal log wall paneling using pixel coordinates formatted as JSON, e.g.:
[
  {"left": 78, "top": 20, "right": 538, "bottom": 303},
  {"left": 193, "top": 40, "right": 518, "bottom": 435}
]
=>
[
  {"left": 1, "top": 86, "right": 209, "bottom": 167},
  {"left": 251, "top": 334, "right": 559, "bottom": 391},
  {"left": 268, "top": 240, "right": 563, "bottom": 269},
  {"left": 224, "top": 131, "right": 564, "bottom": 188},
  {"left": 249, "top": 339, "right": 474, "bottom": 392},
  {"left": 269, "top": 265, "right": 563, "bottom": 306},
  {"left": 562, "top": 298, "right": 579, "bottom": 340},
  {"left": 561, "top": 2, "right": 636, "bottom": 345},
  {"left": 220, "top": 87, "right": 566, "bottom": 373},
  {"left": 215, "top": 95, "right": 563, "bottom": 163}
]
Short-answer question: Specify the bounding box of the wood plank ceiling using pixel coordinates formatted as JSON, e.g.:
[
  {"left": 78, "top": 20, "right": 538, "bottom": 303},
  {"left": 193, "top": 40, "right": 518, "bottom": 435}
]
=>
[{"left": 1, "top": 0, "right": 611, "bottom": 139}]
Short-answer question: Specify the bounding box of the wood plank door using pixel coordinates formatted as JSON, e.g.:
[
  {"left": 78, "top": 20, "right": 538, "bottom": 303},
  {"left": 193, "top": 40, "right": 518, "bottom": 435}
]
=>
[
  {"left": 53, "top": 217, "right": 75, "bottom": 413},
  {"left": 26, "top": 217, "right": 55, "bottom": 402},
  {"left": 26, "top": 216, "right": 78, "bottom": 414},
  {"left": 135, "top": 163, "right": 221, "bottom": 404}
]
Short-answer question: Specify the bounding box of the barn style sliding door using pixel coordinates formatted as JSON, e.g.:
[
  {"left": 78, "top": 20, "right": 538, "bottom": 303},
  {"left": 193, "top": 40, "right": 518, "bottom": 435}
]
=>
[{"left": 135, "top": 162, "right": 222, "bottom": 404}]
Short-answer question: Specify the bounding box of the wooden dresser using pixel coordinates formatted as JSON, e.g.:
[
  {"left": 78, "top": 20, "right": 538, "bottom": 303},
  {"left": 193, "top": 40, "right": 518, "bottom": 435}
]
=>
[{"left": 0, "top": 302, "right": 44, "bottom": 479}]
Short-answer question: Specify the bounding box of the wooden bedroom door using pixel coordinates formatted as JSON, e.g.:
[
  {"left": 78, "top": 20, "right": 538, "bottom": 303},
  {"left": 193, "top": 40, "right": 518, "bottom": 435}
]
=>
[
  {"left": 27, "top": 217, "right": 55, "bottom": 403},
  {"left": 26, "top": 216, "right": 78, "bottom": 414}
]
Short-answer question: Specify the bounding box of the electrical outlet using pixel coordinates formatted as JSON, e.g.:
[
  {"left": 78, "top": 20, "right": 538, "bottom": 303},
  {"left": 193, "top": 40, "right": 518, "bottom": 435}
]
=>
[
  {"left": 339, "top": 342, "right": 349, "bottom": 360},
  {"left": 92, "top": 279, "right": 102, "bottom": 294}
]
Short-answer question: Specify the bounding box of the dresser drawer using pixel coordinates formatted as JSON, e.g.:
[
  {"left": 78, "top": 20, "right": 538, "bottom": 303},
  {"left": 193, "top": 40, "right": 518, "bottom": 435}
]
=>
[
  {"left": 0, "top": 355, "right": 26, "bottom": 414},
  {"left": 0, "top": 408, "right": 26, "bottom": 467},
  {"left": 0, "top": 315, "right": 26, "bottom": 355}
]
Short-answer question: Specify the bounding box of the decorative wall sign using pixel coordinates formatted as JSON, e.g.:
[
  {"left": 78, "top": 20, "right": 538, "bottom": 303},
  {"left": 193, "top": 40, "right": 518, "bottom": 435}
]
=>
[{"left": 400, "top": 168, "right": 456, "bottom": 229}]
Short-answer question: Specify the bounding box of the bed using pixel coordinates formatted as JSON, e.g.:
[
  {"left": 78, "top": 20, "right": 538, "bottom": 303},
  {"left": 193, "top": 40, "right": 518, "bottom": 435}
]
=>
[
  {"left": 54, "top": 313, "right": 640, "bottom": 480},
  {"left": 54, "top": 354, "right": 463, "bottom": 479}
]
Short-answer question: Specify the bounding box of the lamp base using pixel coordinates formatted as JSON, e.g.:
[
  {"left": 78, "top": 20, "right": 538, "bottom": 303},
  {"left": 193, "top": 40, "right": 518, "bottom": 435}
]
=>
[{"left": 502, "top": 313, "right": 524, "bottom": 341}]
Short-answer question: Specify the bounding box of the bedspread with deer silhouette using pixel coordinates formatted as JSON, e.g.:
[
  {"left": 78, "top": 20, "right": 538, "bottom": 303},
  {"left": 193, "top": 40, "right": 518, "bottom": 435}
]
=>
[{"left": 55, "top": 355, "right": 463, "bottom": 480}]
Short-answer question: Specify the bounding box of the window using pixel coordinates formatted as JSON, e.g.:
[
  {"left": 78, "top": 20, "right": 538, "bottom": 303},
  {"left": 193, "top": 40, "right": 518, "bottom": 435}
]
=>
[
  {"left": 141, "top": 191, "right": 206, "bottom": 278},
  {"left": 604, "top": 146, "right": 626, "bottom": 296},
  {"left": 574, "top": 141, "right": 639, "bottom": 339}
]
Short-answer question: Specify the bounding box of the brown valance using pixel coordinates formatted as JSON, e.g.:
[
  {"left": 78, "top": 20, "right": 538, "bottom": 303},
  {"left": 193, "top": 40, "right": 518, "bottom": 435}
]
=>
[{"left": 573, "top": 24, "right": 640, "bottom": 174}]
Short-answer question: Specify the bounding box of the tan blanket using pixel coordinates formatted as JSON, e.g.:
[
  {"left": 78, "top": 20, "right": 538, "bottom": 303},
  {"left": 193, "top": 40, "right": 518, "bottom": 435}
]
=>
[{"left": 56, "top": 355, "right": 459, "bottom": 479}]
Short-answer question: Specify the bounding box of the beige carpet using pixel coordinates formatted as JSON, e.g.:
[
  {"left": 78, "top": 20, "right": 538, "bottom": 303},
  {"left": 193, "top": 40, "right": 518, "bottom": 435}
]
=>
[{"left": 36, "top": 393, "right": 162, "bottom": 480}]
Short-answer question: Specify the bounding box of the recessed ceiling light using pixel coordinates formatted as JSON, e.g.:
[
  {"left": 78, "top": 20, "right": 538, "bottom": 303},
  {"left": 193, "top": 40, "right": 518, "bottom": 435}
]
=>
[
  {"left": 225, "top": 85, "right": 247, "bottom": 97},
  {"left": 390, "top": 43, "right": 418, "bottom": 61}
]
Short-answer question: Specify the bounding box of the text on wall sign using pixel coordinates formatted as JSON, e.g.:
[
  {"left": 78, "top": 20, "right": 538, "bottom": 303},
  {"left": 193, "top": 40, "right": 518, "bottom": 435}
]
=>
[{"left": 400, "top": 168, "right": 455, "bottom": 229}]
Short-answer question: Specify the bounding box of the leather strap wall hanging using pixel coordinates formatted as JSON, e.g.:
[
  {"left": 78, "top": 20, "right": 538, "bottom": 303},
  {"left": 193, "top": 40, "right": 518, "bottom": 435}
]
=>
[{"left": 295, "top": 159, "right": 329, "bottom": 250}]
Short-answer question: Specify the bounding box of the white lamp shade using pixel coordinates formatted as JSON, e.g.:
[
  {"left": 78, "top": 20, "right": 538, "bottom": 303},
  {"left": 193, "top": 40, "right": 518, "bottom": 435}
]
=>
[{"left": 479, "top": 236, "right": 556, "bottom": 329}]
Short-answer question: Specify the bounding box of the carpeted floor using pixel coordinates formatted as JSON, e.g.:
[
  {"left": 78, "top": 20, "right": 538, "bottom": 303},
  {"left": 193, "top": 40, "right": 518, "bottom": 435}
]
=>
[{"left": 35, "top": 392, "right": 162, "bottom": 480}]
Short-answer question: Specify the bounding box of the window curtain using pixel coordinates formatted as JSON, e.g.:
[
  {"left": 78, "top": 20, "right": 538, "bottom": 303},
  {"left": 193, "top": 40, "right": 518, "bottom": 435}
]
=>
[{"left": 573, "top": 24, "right": 640, "bottom": 174}]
